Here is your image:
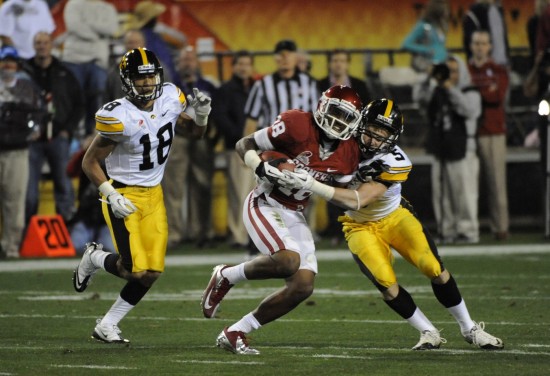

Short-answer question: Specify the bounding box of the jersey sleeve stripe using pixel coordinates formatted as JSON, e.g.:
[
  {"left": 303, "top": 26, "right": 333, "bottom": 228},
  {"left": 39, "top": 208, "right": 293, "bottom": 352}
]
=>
[
  {"left": 178, "top": 88, "right": 186, "bottom": 105},
  {"left": 96, "top": 117, "right": 124, "bottom": 133},
  {"left": 379, "top": 171, "right": 409, "bottom": 182}
]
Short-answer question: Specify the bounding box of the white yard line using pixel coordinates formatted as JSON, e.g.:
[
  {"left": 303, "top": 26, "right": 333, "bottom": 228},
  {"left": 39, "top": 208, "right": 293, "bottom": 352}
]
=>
[
  {"left": 50, "top": 365, "right": 138, "bottom": 370},
  {"left": 1, "top": 244, "right": 549, "bottom": 272},
  {"left": 172, "top": 360, "right": 264, "bottom": 365},
  {"left": 0, "top": 313, "right": 548, "bottom": 327}
]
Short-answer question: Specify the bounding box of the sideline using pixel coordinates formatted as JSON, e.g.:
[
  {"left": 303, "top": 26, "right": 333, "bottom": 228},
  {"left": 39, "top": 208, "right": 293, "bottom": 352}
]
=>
[{"left": 1, "top": 243, "right": 549, "bottom": 272}]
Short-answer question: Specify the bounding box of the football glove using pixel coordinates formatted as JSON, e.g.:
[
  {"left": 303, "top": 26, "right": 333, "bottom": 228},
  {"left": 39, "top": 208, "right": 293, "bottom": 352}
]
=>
[
  {"left": 98, "top": 182, "right": 137, "bottom": 219},
  {"left": 356, "top": 160, "right": 390, "bottom": 183},
  {"left": 188, "top": 88, "right": 212, "bottom": 126},
  {"left": 279, "top": 169, "right": 314, "bottom": 190}
]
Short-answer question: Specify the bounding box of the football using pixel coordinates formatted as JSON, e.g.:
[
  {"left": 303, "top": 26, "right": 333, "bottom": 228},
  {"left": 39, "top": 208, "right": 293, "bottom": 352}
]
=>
[{"left": 260, "top": 150, "right": 296, "bottom": 172}]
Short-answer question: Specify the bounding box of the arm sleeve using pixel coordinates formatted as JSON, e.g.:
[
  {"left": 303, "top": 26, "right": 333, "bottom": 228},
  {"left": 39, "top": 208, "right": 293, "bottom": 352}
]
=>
[{"left": 244, "top": 81, "right": 263, "bottom": 120}]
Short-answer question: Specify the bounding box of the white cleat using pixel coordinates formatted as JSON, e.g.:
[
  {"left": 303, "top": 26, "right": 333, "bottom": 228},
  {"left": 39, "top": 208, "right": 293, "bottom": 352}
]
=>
[
  {"left": 463, "top": 321, "right": 504, "bottom": 350},
  {"left": 72, "top": 242, "right": 103, "bottom": 293},
  {"left": 92, "top": 319, "right": 130, "bottom": 344},
  {"left": 216, "top": 327, "right": 259, "bottom": 355},
  {"left": 412, "top": 329, "right": 447, "bottom": 350}
]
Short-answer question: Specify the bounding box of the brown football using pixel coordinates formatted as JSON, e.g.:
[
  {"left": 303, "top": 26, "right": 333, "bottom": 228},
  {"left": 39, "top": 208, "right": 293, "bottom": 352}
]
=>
[{"left": 260, "top": 150, "right": 296, "bottom": 172}]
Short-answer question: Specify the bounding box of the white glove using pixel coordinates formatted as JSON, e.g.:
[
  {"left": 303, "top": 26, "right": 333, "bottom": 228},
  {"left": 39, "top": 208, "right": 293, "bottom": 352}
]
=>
[
  {"left": 279, "top": 169, "right": 314, "bottom": 190},
  {"left": 98, "top": 182, "right": 137, "bottom": 219},
  {"left": 188, "top": 88, "right": 211, "bottom": 126}
]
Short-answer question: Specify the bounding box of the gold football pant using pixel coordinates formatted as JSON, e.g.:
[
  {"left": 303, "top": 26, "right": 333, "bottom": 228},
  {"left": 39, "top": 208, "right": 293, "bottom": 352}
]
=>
[
  {"left": 341, "top": 201, "right": 443, "bottom": 291},
  {"left": 103, "top": 183, "right": 168, "bottom": 273}
]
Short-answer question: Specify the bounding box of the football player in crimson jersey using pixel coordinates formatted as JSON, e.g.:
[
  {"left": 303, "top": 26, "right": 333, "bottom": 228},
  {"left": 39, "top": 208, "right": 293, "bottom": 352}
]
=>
[
  {"left": 200, "top": 85, "right": 363, "bottom": 354},
  {"left": 72, "top": 47, "right": 211, "bottom": 343},
  {"left": 282, "top": 99, "right": 503, "bottom": 350}
]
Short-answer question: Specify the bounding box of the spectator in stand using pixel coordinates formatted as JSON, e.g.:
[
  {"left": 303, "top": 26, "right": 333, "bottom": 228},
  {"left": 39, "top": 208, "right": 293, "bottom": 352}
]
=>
[
  {"left": 463, "top": 0, "right": 510, "bottom": 66},
  {"left": 104, "top": 29, "right": 146, "bottom": 103},
  {"left": 211, "top": 50, "right": 255, "bottom": 250},
  {"left": 162, "top": 46, "right": 218, "bottom": 248},
  {"left": 527, "top": 0, "right": 550, "bottom": 66},
  {"left": 62, "top": 0, "right": 118, "bottom": 136},
  {"left": 0, "top": 46, "right": 44, "bottom": 259},
  {"left": 318, "top": 48, "right": 370, "bottom": 245},
  {"left": 129, "top": 0, "right": 186, "bottom": 84},
  {"left": 402, "top": 0, "right": 450, "bottom": 73},
  {"left": 468, "top": 30, "right": 510, "bottom": 241},
  {"left": 318, "top": 50, "right": 370, "bottom": 119},
  {"left": 415, "top": 57, "right": 481, "bottom": 244},
  {"left": 0, "top": 0, "right": 55, "bottom": 60},
  {"left": 24, "top": 32, "right": 84, "bottom": 224}
]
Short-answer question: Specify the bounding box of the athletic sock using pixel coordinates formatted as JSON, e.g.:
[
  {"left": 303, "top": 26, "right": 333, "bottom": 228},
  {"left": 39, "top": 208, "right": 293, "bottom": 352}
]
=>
[
  {"left": 228, "top": 312, "right": 262, "bottom": 334},
  {"left": 447, "top": 299, "right": 476, "bottom": 335},
  {"left": 90, "top": 249, "right": 109, "bottom": 270},
  {"left": 222, "top": 263, "right": 247, "bottom": 284},
  {"left": 407, "top": 307, "right": 437, "bottom": 332},
  {"left": 100, "top": 296, "right": 134, "bottom": 326}
]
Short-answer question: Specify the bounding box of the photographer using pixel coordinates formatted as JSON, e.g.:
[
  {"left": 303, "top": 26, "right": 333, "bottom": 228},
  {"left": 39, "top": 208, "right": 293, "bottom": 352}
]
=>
[
  {"left": 0, "top": 46, "right": 44, "bottom": 259},
  {"left": 414, "top": 56, "right": 481, "bottom": 244}
]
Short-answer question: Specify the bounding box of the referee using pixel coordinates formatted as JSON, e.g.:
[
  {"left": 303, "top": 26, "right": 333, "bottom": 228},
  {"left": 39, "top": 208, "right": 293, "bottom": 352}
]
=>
[{"left": 243, "top": 39, "right": 318, "bottom": 135}]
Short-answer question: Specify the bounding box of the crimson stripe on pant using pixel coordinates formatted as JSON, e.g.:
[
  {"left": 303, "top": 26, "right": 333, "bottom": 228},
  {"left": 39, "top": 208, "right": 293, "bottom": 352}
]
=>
[{"left": 246, "top": 194, "right": 285, "bottom": 253}]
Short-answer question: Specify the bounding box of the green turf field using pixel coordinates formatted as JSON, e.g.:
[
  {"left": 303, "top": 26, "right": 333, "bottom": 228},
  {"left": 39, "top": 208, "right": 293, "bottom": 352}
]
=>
[{"left": 0, "top": 243, "right": 549, "bottom": 375}]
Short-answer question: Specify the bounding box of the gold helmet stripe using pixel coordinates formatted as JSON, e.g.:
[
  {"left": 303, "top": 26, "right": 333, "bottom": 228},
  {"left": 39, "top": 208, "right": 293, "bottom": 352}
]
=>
[
  {"left": 384, "top": 99, "right": 394, "bottom": 118},
  {"left": 138, "top": 47, "right": 149, "bottom": 65}
]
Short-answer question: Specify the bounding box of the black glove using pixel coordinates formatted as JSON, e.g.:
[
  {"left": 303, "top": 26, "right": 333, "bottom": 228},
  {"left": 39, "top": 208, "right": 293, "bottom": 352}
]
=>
[
  {"left": 255, "top": 158, "right": 287, "bottom": 184},
  {"left": 357, "top": 160, "right": 390, "bottom": 183}
]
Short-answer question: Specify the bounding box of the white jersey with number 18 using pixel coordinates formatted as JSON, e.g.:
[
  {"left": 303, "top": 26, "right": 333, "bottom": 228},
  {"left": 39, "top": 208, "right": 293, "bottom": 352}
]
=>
[{"left": 95, "top": 83, "right": 186, "bottom": 187}]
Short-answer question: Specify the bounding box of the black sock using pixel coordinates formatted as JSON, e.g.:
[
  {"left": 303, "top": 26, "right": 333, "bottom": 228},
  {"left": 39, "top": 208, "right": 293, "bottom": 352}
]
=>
[
  {"left": 432, "top": 274, "right": 462, "bottom": 308},
  {"left": 120, "top": 281, "right": 151, "bottom": 306},
  {"left": 104, "top": 254, "right": 121, "bottom": 277},
  {"left": 384, "top": 286, "right": 417, "bottom": 319}
]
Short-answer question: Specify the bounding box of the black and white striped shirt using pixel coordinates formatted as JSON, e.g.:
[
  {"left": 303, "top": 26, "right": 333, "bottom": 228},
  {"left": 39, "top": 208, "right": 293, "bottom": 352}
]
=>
[{"left": 244, "top": 71, "right": 318, "bottom": 129}]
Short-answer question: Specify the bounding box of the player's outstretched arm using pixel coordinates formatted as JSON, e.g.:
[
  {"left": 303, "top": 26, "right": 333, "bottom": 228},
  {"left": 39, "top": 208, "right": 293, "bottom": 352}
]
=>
[{"left": 280, "top": 170, "right": 387, "bottom": 211}]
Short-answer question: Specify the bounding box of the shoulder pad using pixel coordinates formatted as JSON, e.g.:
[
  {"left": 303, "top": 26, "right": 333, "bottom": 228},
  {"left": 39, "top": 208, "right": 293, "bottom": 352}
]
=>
[{"left": 95, "top": 100, "right": 125, "bottom": 134}]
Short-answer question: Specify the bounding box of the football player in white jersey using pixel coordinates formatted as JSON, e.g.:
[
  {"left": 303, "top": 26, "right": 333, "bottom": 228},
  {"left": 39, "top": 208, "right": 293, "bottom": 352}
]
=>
[
  {"left": 72, "top": 47, "right": 211, "bottom": 343},
  {"left": 282, "top": 99, "right": 504, "bottom": 350}
]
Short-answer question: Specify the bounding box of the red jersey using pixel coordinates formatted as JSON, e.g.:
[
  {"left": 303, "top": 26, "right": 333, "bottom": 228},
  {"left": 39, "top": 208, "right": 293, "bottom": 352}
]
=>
[
  {"left": 254, "top": 110, "right": 360, "bottom": 210},
  {"left": 468, "top": 60, "right": 509, "bottom": 135}
]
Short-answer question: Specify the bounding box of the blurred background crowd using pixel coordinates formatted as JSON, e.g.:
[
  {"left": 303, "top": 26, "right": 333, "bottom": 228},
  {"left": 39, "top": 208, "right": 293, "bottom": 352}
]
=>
[{"left": 0, "top": 0, "right": 548, "bottom": 259}]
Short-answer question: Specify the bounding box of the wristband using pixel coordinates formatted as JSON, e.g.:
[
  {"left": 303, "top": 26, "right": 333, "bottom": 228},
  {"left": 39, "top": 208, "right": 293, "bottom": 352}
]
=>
[
  {"left": 98, "top": 181, "right": 116, "bottom": 197},
  {"left": 195, "top": 114, "right": 208, "bottom": 127},
  {"left": 354, "top": 190, "right": 361, "bottom": 210},
  {"left": 310, "top": 180, "right": 335, "bottom": 201},
  {"left": 244, "top": 150, "right": 262, "bottom": 170}
]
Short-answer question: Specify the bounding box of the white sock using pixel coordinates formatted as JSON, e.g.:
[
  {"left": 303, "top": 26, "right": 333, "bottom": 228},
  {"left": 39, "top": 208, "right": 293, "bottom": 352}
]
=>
[
  {"left": 100, "top": 296, "right": 134, "bottom": 326},
  {"left": 90, "top": 250, "right": 109, "bottom": 270},
  {"left": 222, "top": 263, "right": 247, "bottom": 284},
  {"left": 447, "top": 299, "right": 475, "bottom": 334},
  {"left": 228, "top": 312, "right": 262, "bottom": 334},
  {"left": 407, "top": 307, "right": 437, "bottom": 332}
]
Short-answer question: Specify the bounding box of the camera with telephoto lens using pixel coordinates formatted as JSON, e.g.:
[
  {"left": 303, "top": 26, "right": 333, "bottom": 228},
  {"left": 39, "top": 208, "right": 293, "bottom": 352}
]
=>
[{"left": 431, "top": 63, "right": 450, "bottom": 83}]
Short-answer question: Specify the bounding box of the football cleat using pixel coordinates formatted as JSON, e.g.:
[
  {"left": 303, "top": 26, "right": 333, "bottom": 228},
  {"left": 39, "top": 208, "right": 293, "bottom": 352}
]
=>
[
  {"left": 412, "top": 329, "right": 447, "bottom": 350},
  {"left": 216, "top": 327, "right": 259, "bottom": 355},
  {"left": 72, "top": 242, "right": 103, "bottom": 293},
  {"left": 92, "top": 319, "right": 130, "bottom": 344},
  {"left": 463, "top": 321, "right": 504, "bottom": 350},
  {"left": 201, "top": 264, "right": 234, "bottom": 318}
]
